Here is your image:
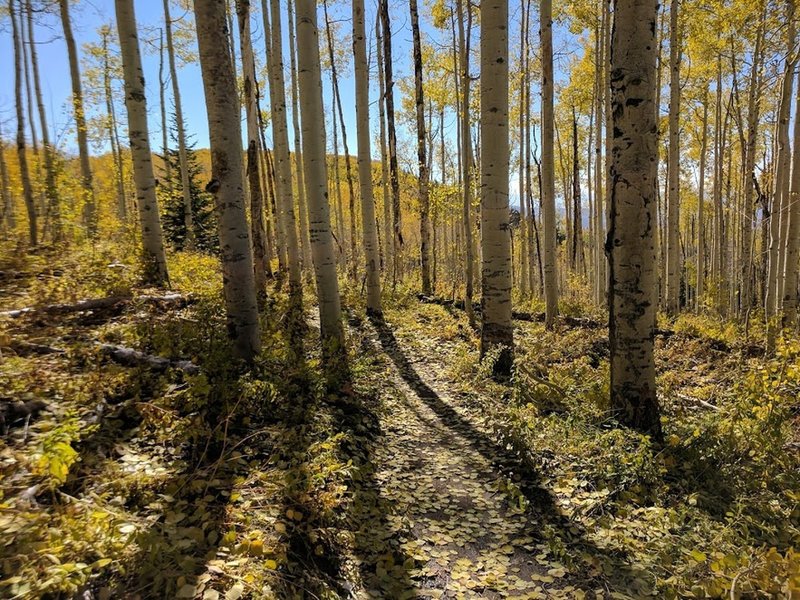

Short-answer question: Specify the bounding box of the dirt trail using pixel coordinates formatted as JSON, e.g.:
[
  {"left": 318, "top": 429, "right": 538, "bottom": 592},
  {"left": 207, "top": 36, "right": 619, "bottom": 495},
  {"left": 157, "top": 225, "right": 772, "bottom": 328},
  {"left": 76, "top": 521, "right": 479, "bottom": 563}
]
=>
[{"left": 347, "top": 316, "right": 591, "bottom": 599}]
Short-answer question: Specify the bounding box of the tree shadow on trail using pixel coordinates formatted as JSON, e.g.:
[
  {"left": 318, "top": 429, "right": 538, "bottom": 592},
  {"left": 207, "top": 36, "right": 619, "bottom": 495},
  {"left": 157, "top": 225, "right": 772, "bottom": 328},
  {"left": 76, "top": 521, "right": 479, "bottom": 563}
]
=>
[
  {"left": 273, "top": 316, "right": 416, "bottom": 598},
  {"left": 367, "top": 315, "right": 645, "bottom": 593}
]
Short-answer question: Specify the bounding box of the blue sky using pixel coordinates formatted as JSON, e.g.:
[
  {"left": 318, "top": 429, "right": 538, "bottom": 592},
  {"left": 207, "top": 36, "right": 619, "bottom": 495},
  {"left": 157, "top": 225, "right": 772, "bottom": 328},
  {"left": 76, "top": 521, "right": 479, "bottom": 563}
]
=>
[
  {"left": 0, "top": 0, "right": 585, "bottom": 209},
  {"left": 0, "top": 0, "right": 422, "bottom": 157}
]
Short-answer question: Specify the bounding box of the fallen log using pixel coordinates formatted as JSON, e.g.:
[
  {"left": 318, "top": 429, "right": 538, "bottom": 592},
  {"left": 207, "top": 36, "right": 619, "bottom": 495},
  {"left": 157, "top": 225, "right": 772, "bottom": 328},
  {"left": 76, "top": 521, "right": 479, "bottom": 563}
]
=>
[
  {"left": 1, "top": 293, "right": 191, "bottom": 319},
  {"left": 4, "top": 340, "right": 66, "bottom": 356},
  {"left": 97, "top": 343, "right": 200, "bottom": 375}
]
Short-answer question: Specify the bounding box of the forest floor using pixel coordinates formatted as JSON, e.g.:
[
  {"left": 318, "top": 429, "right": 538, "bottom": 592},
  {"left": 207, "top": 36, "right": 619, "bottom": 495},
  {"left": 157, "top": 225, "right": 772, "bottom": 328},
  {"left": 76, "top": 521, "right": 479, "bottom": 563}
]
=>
[{"left": 1, "top": 241, "right": 799, "bottom": 599}]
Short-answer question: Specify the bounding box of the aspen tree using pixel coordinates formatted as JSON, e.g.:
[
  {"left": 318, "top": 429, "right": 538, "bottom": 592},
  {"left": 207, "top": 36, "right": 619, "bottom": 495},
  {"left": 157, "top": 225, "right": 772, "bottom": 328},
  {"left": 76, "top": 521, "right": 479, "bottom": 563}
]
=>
[
  {"left": 261, "top": 3, "right": 287, "bottom": 275},
  {"left": 456, "top": 0, "right": 475, "bottom": 322},
  {"left": 25, "top": 0, "right": 60, "bottom": 239},
  {"left": 376, "top": 12, "right": 392, "bottom": 279},
  {"left": 0, "top": 120, "right": 14, "bottom": 230},
  {"left": 379, "top": 0, "right": 403, "bottom": 287},
  {"left": 665, "top": 0, "right": 681, "bottom": 314},
  {"left": 236, "top": 0, "right": 268, "bottom": 302},
  {"left": 296, "top": 0, "right": 345, "bottom": 355},
  {"left": 593, "top": 6, "right": 605, "bottom": 306},
  {"left": 287, "top": 0, "right": 313, "bottom": 277},
  {"left": 410, "top": 0, "right": 432, "bottom": 295},
  {"left": 740, "top": 7, "right": 765, "bottom": 313},
  {"left": 323, "top": 0, "right": 358, "bottom": 280},
  {"left": 194, "top": 0, "right": 261, "bottom": 361},
  {"left": 158, "top": 31, "right": 173, "bottom": 201},
  {"left": 541, "top": 0, "right": 558, "bottom": 328},
  {"left": 572, "top": 108, "right": 584, "bottom": 273},
  {"left": 115, "top": 0, "right": 170, "bottom": 286},
  {"left": 59, "top": 0, "right": 95, "bottom": 235},
  {"left": 10, "top": 0, "right": 36, "bottom": 246},
  {"left": 265, "top": 0, "right": 302, "bottom": 298},
  {"left": 480, "top": 0, "right": 513, "bottom": 376},
  {"left": 767, "top": 1, "right": 795, "bottom": 344},
  {"left": 518, "top": 0, "right": 529, "bottom": 297},
  {"left": 608, "top": 0, "right": 662, "bottom": 438},
  {"left": 696, "top": 95, "right": 708, "bottom": 309},
  {"left": 783, "top": 72, "right": 800, "bottom": 325},
  {"left": 353, "top": 0, "right": 382, "bottom": 314}
]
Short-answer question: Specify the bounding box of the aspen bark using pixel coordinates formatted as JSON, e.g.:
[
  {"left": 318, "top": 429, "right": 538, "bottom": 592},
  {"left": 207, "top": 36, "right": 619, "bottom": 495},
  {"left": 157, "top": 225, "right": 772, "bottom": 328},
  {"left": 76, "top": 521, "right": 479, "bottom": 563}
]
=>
[
  {"left": 696, "top": 95, "right": 708, "bottom": 309},
  {"left": 410, "top": 0, "right": 432, "bottom": 295},
  {"left": 376, "top": 12, "right": 392, "bottom": 278},
  {"left": 380, "top": 0, "right": 403, "bottom": 287},
  {"left": 115, "top": 0, "right": 169, "bottom": 286},
  {"left": 608, "top": 0, "right": 662, "bottom": 438},
  {"left": 572, "top": 108, "right": 584, "bottom": 274},
  {"left": 26, "top": 0, "right": 60, "bottom": 239},
  {"left": 541, "top": 0, "right": 558, "bottom": 328},
  {"left": 740, "top": 9, "right": 765, "bottom": 313},
  {"left": 518, "top": 0, "right": 529, "bottom": 297},
  {"left": 783, "top": 70, "right": 800, "bottom": 325},
  {"left": 287, "top": 0, "right": 313, "bottom": 277},
  {"left": 261, "top": 10, "right": 287, "bottom": 275},
  {"left": 767, "top": 6, "right": 795, "bottom": 344},
  {"left": 0, "top": 121, "right": 14, "bottom": 230},
  {"left": 323, "top": 0, "right": 358, "bottom": 281},
  {"left": 194, "top": 0, "right": 261, "bottom": 361},
  {"left": 594, "top": 7, "right": 605, "bottom": 306},
  {"left": 665, "top": 0, "right": 681, "bottom": 314},
  {"left": 236, "top": 0, "right": 268, "bottom": 302},
  {"left": 456, "top": 0, "right": 475, "bottom": 322},
  {"left": 11, "top": 0, "right": 36, "bottom": 246},
  {"left": 480, "top": 0, "right": 513, "bottom": 375},
  {"left": 59, "top": 0, "right": 95, "bottom": 235},
  {"left": 353, "top": 0, "right": 382, "bottom": 314},
  {"left": 295, "top": 0, "right": 345, "bottom": 354},
  {"left": 265, "top": 0, "right": 302, "bottom": 297}
]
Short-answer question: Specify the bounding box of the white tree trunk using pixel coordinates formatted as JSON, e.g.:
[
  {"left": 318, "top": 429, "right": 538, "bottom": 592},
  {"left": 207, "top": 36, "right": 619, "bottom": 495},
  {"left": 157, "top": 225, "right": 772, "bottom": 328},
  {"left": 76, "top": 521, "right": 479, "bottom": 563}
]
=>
[
  {"left": 541, "top": 0, "right": 558, "bottom": 327},
  {"left": 480, "top": 0, "right": 513, "bottom": 376},
  {"left": 665, "top": 0, "right": 681, "bottom": 314},
  {"left": 767, "top": 4, "right": 796, "bottom": 345},
  {"left": 236, "top": 0, "right": 269, "bottom": 302},
  {"left": 26, "top": 0, "right": 60, "bottom": 240},
  {"left": 376, "top": 12, "right": 392, "bottom": 279},
  {"left": 410, "top": 0, "right": 432, "bottom": 295},
  {"left": 696, "top": 95, "right": 708, "bottom": 309},
  {"left": 608, "top": 0, "right": 662, "bottom": 438},
  {"left": 287, "top": 0, "right": 313, "bottom": 278},
  {"left": 10, "top": 0, "right": 36, "bottom": 246},
  {"left": 353, "top": 0, "right": 382, "bottom": 315},
  {"left": 115, "top": 0, "right": 169, "bottom": 286},
  {"left": 266, "top": 0, "right": 302, "bottom": 299},
  {"left": 59, "top": 0, "right": 95, "bottom": 236},
  {"left": 194, "top": 0, "right": 261, "bottom": 361},
  {"left": 296, "top": 0, "right": 345, "bottom": 355},
  {"left": 783, "top": 69, "right": 800, "bottom": 325},
  {"left": 456, "top": 0, "right": 475, "bottom": 323}
]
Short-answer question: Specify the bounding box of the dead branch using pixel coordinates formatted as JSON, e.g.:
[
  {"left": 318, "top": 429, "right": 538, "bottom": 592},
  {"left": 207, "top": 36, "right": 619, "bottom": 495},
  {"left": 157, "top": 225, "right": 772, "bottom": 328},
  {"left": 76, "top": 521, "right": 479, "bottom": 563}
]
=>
[{"left": 97, "top": 343, "right": 200, "bottom": 375}]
